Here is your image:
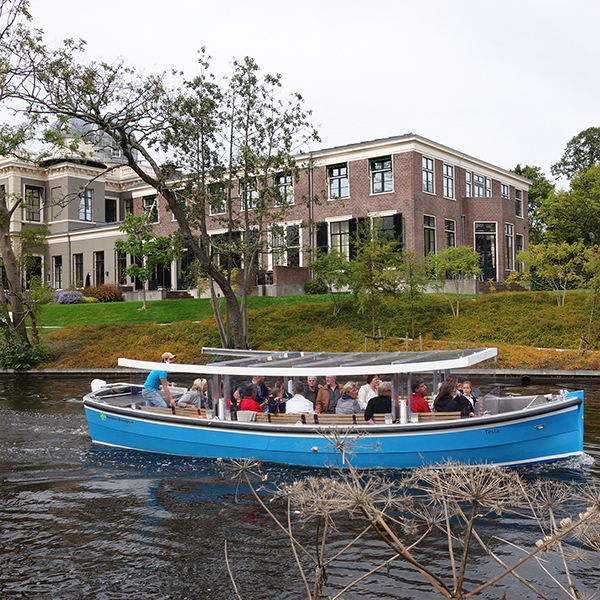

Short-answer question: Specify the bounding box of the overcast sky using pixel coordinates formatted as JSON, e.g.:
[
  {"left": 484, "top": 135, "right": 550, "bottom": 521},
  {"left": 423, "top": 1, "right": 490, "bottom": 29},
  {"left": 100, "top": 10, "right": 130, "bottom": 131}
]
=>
[{"left": 28, "top": 0, "right": 600, "bottom": 184}]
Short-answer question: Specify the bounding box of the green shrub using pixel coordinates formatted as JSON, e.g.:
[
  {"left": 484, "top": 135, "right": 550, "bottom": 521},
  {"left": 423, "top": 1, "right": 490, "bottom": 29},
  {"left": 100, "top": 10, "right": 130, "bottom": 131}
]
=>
[
  {"left": 83, "top": 284, "right": 123, "bottom": 302},
  {"left": 0, "top": 331, "right": 51, "bottom": 369},
  {"left": 304, "top": 278, "right": 328, "bottom": 295}
]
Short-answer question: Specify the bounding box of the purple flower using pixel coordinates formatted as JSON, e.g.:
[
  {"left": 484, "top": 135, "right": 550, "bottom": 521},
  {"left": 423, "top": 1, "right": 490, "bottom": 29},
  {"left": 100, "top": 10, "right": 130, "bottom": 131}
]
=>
[{"left": 53, "top": 290, "right": 85, "bottom": 305}]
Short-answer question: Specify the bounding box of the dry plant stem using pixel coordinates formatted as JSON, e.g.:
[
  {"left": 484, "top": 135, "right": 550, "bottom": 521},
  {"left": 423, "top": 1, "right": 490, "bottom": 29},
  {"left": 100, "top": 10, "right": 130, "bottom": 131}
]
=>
[
  {"left": 532, "top": 556, "right": 575, "bottom": 599},
  {"left": 330, "top": 553, "right": 402, "bottom": 600},
  {"left": 327, "top": 525, "right": 372, "bottom": 564},
  {"left": 444, "top": 498, "right": 458, "bottom": 588},
  {"left": 548, "top": 507, "right": 577, "bottom": 597},
  {"left": 286, "top": 496, "right": 312, "bottom": 600},
  {"left": 224, "top": 540, "right": 244, "bottom": 600},
  {"left": 465, "top": 507, "right": 599, "bottom": 598},
  {"left": 455, "top": 501, "right": 479, "bottom": 597}
]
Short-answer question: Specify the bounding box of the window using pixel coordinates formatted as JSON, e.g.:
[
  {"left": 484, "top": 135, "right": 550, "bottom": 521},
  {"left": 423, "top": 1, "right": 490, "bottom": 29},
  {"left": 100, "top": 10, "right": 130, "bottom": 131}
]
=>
[
  {"left": 24, "top": 186, "right": 42, "bottom": 222},
  {"left": 124, "top": 198, "right": 134, "bottom": 215},
  {"left": 105, "top": 198, "right": 117, "bottom": 223},
  {"left": 117, "top": 251, "right": 127, "bottom": 285},
  {"left": 466, "top": 171, "right": 472, "bottom": 197},
  {"left": 371, "top": 157, "right": 393, "bottom": 194},
  {"left": 473, "top": 174, "right": 485, "bottom": 198},
  {"left": 79, "top": 189, "right": 92, "bottom": 221},
  {"left": 94, "top": 251, "right": 105, "bottom": 285},
  {"left": 424, "top": 215, "right": 436, "bottom": 254},
  {"left": 209, "top": 184, "right": 226, "bottom": 215},
  {"left": 515, "top": 189, "right": 523, "bottom": 217},
  {"left": 443, "top": 165, "right": 454, "bottom": 199},
  {"left": 53, "top": 256, "right": 63, "bottom": 289},
  {"left": 111, "top": 146, "right": 123, "bottom": 159},
  {"left": 505, "top": 223, "right": 514, "bottom": 270},
  {"left": 501, "top": 184, "right": 509, "bottom": 199},
  {"left": 486, "top": 178, "right": 492, "bottom": 197},
  {"left": 516, "top": 233, "right": 524, "bottom": 272},
  {"left": 328, "top": 164, "right": 349, "bottom": 199},
  {"left": 445, "top": 219, "right": 456, "bottom": 247},
  {"left": 275, "top": 174, "right": 294, "bottom": 205},
  {"left": 422, "top": 157, "right": 434, "bottom": 193},
  {"left": 240, "top": 180, "right": 258, "bottom": 211},
  {"left": 143, "top": 195, "right": 158, "bottom": 223},
  {"left": 330, "top": 220, "right": 350, "bottom": 258},
  {"left": 73, "top": 254, "right": 83, "bottom": 287},
  {"left": 271, "top": 224, "right": 301, "bottom": 267}
]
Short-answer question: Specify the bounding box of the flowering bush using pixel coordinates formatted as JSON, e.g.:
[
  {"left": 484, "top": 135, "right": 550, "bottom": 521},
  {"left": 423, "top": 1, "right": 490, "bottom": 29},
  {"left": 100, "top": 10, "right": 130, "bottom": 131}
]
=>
[
  {"left": 84, "top": 296, "right": 99, "bottom": 303},
  {"left": 53, "top": 290, "right": 85, "bottom": 305},
  {"left": 83, "top": 284, "right": 123, "bottom": 302}
]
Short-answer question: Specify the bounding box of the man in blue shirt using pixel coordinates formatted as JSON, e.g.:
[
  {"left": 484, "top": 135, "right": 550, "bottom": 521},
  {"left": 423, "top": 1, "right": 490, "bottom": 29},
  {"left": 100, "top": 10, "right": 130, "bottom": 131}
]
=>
[{"left": 142, "top": 352, "right": 177, "bottom": 408}]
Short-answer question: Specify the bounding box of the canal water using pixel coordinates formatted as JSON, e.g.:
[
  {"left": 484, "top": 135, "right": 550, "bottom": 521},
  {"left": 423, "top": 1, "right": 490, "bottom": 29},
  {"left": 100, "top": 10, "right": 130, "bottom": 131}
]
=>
[{"left": 1, "top": 374, "right": 599, "bottom": 600}]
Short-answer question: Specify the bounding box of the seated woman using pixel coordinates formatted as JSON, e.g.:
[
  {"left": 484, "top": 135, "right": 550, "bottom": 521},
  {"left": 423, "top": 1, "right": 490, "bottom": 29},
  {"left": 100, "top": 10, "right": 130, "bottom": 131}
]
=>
[
  {"left": 177, "top": 378, "right": 208, "bottom": 408},
  {"left": 433, "top": 376, "right": 471, "bottom": 416},
  {"left": 335, "top": 381, "right": 363, "bottom": 414},
  {"left": 268, "top": 381, "right": 289, "bottom": 414}
]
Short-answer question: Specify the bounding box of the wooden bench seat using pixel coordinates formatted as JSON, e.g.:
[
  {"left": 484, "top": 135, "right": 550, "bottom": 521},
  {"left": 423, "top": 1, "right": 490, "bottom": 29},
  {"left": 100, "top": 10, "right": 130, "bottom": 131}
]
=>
[
  {"left": 140, "top": 405, "right": 207, "bottom": 418},
  {"left": 417, "top": 411, "right": 461, "bottom": 422}
]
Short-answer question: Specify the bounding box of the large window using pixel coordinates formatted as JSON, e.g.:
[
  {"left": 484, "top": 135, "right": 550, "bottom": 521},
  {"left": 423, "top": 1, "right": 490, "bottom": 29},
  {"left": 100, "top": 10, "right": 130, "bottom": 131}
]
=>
[
  {"left": 486, "top": 178, "right": 492, "bottom": 197},
  {"left": 501, "top": 183, "right": 509, "bottom": 199},
  {"left": 275, "top": 173, "right": 294, "bottom": 205},
  {"left": 371, "top": 157, "right": 393, "bottom": 194},
  {"left": 330, "top": 220, "right": 350, "bottom": 258},
  {"left": 424, "top": 215, "right": 436, "bottom": 254},
  {"left": 240, "top": 180, "right": 258, "bottom": 211},
  {"left": 117, "top": 251, "right": 127, "bottom": 285},
  {"left": 328, "top": 164, "right": 349, "bottom": 199},
  {"left": 445, "top": 219, "right": 456, "bottom": 248},
  {"left": 422, "top": 157, "right": 434, "bottom": 193},
  {"left": 209, "top": 184, "right": 226, "bottom": 215},
  {"left": 124, "top": 198, "right": 134, "bottom": 216},
  {"left": 79, "top": 189, "right": 92, "bottom": 221},
  {"left": 443, "top": 165, "right": 454, "bottom": 199},
  {"left": 473, "top": 174, "right": 485, "bottom": 198},
  {"left": 272, "top": 224, "right": 301, "bottom": 267},
  {"left": 466, "top": 171, "right": 472, "bottom": 197},
  {"left": 505, "top": 223, "right": 514, "bottom": 271},
  {"left": 73, "top": 254, "right": 83, "bottom": 287},
  {"left": 24, "top": 186, "right": 42, "bottom": 222},
  {"left": 143, "top": 195, "right": 158, "bottom": 223},
  {"left": 516, "top": 233, "right": 524, "bottom": 272},
  {"left": 105, "top": 198, "right": 117, "bottom": 223},
  {"left": 94, "top": 251, "right": 105, "bottom": 285},
  {"left": 53, "top": 255, "right": 63, "bottom": 289},
  {"left": 515, "top": 189, "right": 523, "bottom": 217}
]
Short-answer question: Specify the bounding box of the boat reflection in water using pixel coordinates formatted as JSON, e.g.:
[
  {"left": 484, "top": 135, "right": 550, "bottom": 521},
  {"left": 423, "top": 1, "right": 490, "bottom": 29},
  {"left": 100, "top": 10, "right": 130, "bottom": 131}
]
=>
[{"left": 83, "top": 347, "right": 584, "bottom": 469}]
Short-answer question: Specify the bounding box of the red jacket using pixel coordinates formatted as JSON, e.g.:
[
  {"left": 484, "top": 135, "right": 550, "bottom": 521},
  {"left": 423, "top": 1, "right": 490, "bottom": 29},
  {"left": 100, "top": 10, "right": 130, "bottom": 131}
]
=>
[
  {"left": 239, "top": 396, "right": 262, "bottom": 412},
  {"left": 411, "top": 392, "right": 430, "bottom": 413}
]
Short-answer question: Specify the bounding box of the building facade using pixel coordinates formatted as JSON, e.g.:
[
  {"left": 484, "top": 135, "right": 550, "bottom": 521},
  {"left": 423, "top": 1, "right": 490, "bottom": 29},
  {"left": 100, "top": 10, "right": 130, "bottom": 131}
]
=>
[{"left": 1, "top": 133, "right": 530, "bottom": 295}]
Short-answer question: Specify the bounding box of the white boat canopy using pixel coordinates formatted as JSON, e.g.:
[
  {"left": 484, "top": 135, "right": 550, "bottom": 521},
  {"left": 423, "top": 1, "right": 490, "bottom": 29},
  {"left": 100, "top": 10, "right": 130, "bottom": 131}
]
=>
[{"left": 118, "top": 347, "right": 497, "bottom": 378}]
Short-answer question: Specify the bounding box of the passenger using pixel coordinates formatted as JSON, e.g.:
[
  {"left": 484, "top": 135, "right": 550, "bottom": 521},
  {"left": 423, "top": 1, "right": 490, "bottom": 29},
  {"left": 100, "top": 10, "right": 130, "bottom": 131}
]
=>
[
  {"left": 285, "top": 381, "right": 314, "bottom": 414},
  {"left": 315, "top": 375, "right": 343, "bottom": 414},
  {"left": 358, "top": 374, "right": 381, "bottom": 410},
  {"left": 231, "top": 386, "right": 243, "bottom": 411},
  {"left": 142, "top": 352, "right": 177, "bottom": 408},
  {"left": 305, "top": 376, "right": 320, "bottom": 406},
  {"left": 268, "top": 381, "right": 289, "bottom": 414},
  {"left": 177, "top": 378, "right": 208, "bottom": 408},
  {"left": 336, "top": 381, "right": 363, "bottom": 414},
  {"left": 238, "top": 383, "right": 266, "bottom": 413},
  {"left": 364, "top": 380, "right": 393, "bottom": 424},
  {"left": 433, "top": 376, "right": 471, "bottom": 416},
  {"left": 459, "top": 380, "right": 477, "bottom": 417},
  {"left": 410, "top": 377, "right": 430, "bottom": 413},
  {"left": 244, "top": 375, "right": 269, "bottom": 407}
]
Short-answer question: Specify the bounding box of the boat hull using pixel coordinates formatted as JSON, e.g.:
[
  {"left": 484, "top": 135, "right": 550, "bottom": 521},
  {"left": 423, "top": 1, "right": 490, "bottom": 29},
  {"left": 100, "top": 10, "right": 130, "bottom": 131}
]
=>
[{"left": 83, "top": 392, "right": 584, "bottom": 469}]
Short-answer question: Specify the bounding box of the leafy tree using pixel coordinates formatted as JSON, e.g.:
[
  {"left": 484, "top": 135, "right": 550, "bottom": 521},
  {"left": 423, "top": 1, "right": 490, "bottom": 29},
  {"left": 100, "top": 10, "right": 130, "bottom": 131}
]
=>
[
  {"left": 551, "top": 126, "right": 600, "bottom": 181},
  {"left": 426, "top": 246, "right": 482, "bottom": 318},
  {"left": 17, "top": 45, "right": 317, "bottom": 349},
  {"left": 510, "top": 241, "right": 586, "bottom": 307},
  {"left": 536, "top": 165, "right": 600, "bottom": 244},
  {"left": 349, "top": 219, "right": 400, "bottom": 338},
  {"left": 395, "top": 249, "right": 432, "bottom": 342},
  {"left": 114, "top": 213, "right": 175, "bottom": 310},
  {"left": 308, "top": 249, "right": 350, "bottom": 317},
  {"left": 513, "top": 164, "right": 554, "bottom": 244}
]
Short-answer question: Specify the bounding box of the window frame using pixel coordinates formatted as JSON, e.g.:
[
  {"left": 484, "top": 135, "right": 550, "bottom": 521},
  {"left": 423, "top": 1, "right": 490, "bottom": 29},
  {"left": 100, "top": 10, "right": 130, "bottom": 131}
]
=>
[
  {"left": 445, "top": 219, "right": 456, "bottom": 248},
  {"left": 330, "top": 220, "right": 351, "bottom": 258},
  {"left": 473, "top": 174, "right": 485, "bottom": 198},
  {"left": 422, "top": 157, "right": 434, "bottom": 194},
  {"left": 275, "top": 173, "right": 294, "bottom": 206},
  {"left": 424, "top": 215, "right": 436, "bottom": 254},
  {"left": 143, "top": 195, "right": 159, "bottom": 223},
  {"left": 53, "top": 255, "right": 63, "bottom": 289},
  {"left": 501, "top": 183, "right": 509, "bottom": 199},
  {"left": 73, "top": 253, "right": 83, "bottom": 287},
  {"left": 505, "top": 223, "right": 514, "bottom": 271},
  {"left": 79, "top": 188, "right": 92, "bottom": 222},
  {"left": 209, "top": 184, "right": 226, "bottom": 216},
  {"left": 515, "top": 189, "right": 523, "bottom": 218},
  {"left": 328, "top": 164, "right": 349, "bottom": 200},
  {"left": 24, "top": 186, "right": 42, "bottom": 222},
  {"left": 516, "top": 233, "right": 524, "bottom": 272},
  {"left": 370, "top": 157, "right": 393, "bottom": 194},
  {"left": 240, "top": 180, "right": 258, "bottom": 212},
  {"left": 443, "top": 164, "right": 454, "bottom": 199}
]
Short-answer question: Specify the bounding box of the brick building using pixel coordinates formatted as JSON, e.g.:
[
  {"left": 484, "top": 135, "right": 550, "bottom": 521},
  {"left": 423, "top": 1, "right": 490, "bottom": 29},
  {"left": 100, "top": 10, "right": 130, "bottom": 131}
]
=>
[{"left": 1, "top": 133, "right": 530, "bottom": 296}]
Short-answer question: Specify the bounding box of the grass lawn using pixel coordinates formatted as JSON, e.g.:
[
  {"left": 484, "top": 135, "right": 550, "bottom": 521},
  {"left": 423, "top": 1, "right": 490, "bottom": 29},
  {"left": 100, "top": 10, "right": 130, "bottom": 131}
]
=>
[{"left": 37, "top": 294, "right": 337, "bottom": 327}]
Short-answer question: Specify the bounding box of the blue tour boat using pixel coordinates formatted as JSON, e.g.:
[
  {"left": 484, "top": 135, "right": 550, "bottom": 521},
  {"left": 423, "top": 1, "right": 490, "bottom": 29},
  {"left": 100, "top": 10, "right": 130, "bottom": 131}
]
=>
[{"left": 82, "top": 347, "right": 584, "bottom": 469}]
